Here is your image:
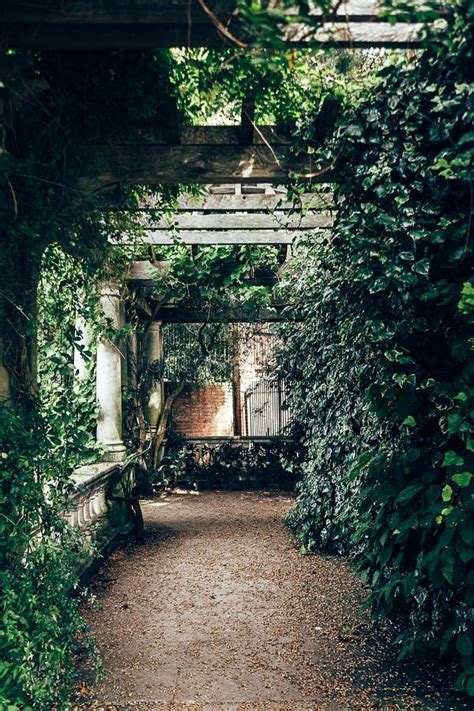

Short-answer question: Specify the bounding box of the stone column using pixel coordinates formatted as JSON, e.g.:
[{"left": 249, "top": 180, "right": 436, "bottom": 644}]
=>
[
  {"left": 144, "top": 321, "right": 164, "bottom": 435},
  {"left": 96, "top": 282, "right": 126, "bottom": 461},
  {"left": 74, "top": 315, "right": 93, "bottom": 384}
]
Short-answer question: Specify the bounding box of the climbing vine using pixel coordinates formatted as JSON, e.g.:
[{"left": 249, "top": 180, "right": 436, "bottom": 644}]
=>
[
  {"left": 1, "top": 1, "right": 471, "bottom": 705},
  {"left": 0, "top": 46, "right": 186, "bottom": 707},
  {"left": 278, "top": 2, "right": 474, "bottom": 695}
]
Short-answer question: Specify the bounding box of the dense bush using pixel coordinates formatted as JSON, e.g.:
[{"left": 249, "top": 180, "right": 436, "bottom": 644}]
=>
[
  {"left": 279, "top": 5, "right": 474, "bottom": 695},
  {"left": 0, "top": 407, "right": 92, "bottom": 707},
  {"left": 158, "top": 431, "right": 301, "bottom": 491}
]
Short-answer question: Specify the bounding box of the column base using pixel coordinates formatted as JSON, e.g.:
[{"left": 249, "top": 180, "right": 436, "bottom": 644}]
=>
[{"left": 99, "top": 440, "right": 127, "bottom": 463}]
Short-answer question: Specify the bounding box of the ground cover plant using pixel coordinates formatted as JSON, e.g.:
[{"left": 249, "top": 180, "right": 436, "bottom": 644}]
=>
[{"left": 278, "top": 1, "right": 474, "bottom": 695}]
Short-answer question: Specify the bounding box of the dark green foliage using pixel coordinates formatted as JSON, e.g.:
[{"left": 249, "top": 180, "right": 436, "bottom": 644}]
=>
[
  {"left": 279, "top": 4, "right": 474, "bottom": 695},
  {"left": 0, "top": 407, "right": 91, "bottom": 707},
  {"left": 0, "top": 48, "right": 178, "bottom": 707},
  {"left": 159, "top": 434, "right": 301, "bottom": 491}
]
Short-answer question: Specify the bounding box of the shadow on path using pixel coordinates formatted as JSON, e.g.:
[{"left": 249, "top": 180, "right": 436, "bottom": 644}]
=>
[{"left": 76, "top": 490, "right": 467, "bottom": 710}]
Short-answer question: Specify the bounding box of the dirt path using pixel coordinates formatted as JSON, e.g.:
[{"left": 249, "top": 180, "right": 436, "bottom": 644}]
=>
[{"left": 77, "top": 491, "right": 465, "bottom": 710}]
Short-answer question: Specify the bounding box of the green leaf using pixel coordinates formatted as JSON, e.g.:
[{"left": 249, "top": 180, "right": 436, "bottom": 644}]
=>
[
  {"left": 395, "top": 484, "right": 423, "bottom": 504},
  {"left": 460, "top": 522, "right": 474, "bottom": 547},
  {"left": 413, "top": 258, "right": 430, "bottom": 276},
  {"left": 467, "top": 676, "right": 474, "bottom": 697},
  {"left": 442, "top": 451, "right": 464, "bottom": 467},
  {"left": 456, "top": 634, "right": 473, "bottom": 658},
  {"left": 452, "top": 472, "right": 472, "bottom": 488},
  {"left": 446, "top": 414, "right": 470, "bottom": 434},
  {"left": 456, "top": 539, "right": 473, "bottom": 564},
  {"left": 402, "top": 415, "right": 416, "bottom": 427},
  {"left": 441, "top": 555, "right": 454, "bottom": 585},
  {"left": 441, "top": 485, "right": 453, "bottom": 502}
]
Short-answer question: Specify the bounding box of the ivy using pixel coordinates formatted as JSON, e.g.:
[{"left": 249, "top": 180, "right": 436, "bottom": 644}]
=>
[{"left": 278, "top": 2, "right": 474, "bottom": 696}]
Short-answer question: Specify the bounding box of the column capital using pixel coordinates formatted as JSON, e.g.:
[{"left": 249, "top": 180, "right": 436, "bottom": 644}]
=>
[
  {"left": 99, "top": 281, "right": 123, "bottom": 330},
  {"left": 99, "top": 281, "right": 122, "bottom": 299}
]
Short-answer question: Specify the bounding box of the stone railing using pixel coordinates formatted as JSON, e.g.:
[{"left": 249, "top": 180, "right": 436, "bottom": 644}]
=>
[
  {"left": 66, "top": 461, "right": 135, "bottom": 564},
  {"left": 164, "top": 436, "right": 296, "bottom": 490},
  {"left": 66, "top": 462, "right": 117, "bottom": 531}
]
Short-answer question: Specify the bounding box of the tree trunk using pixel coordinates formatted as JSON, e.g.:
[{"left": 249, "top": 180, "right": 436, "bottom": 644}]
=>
[{"left": 151, "top": 379, "right": 185, "bottom": 471}]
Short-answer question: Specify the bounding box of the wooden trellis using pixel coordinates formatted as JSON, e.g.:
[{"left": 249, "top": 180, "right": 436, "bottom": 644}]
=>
[
  {"left": 0, "top": 1, "right": 433, "bottom": 187},
  {"left": 0, "top": 1, "right": 427, "bottom": 49}
]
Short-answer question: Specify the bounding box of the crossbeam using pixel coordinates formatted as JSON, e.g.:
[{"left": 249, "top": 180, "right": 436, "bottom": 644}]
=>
[
  {"left": 74, "top": 143, "right": 335, "bottom": 188},
  {"left": 103, "top": 192, "right": 334, "bottom": 212},
  {"left": 1, "top": 1, "right": 427, "bottom": 49},
  {"left": 119, "top": 230, "right": 305, "bottom": 245},
  {"left": 175, "top": 193, "right": 333, "bottom": 211},
  {"left": 147, "top": 212, "right": 333, "bottom": 230},
  {"left": 156, "top": 304, "right": 292, "bottom": 323},
  {"left": 126, "top": 260, "right": 280, "bottom": 286},
  {"left": 0, "top": 21, "right": 424, "bottom": 49},
  {"left": 0, "top": 1, "right": 429, "bottom": 24}
]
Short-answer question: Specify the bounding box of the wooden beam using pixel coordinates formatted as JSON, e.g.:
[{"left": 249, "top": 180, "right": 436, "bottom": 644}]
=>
[
  {"left": 174, "top": 192, "right": 334, "bottom": 211},
  {"left": 0, "top": 1, "right": 430, "bottom": 25},
  {"left": 126, "top": 260, "right": 280, "bottom": 286},
  {"left": 126, "top": 260, "right": 168, "bottom": 285},
  {"left": 284, "top": 21, "right": 423, "bottom": 48},
  {"left": 118, "top": 230, "right": 313, "bottom": 245},
  {"left": 74, "top": 143, "right": 335, "bottom": 187},
  {"left": 102, "top": 190, "right": 334, "bottom": 212},
  {"left": 127, "top": 126, "right": 291, "bottom": 146},
  {"left": 148, "top": 212, "right": 333, "bottom": 230},
  {"left": 0, "top": 21, "right": 424, "bottom": 48},
  {"left": 156, "top": 304, "right": 291, "bottom": 323}
]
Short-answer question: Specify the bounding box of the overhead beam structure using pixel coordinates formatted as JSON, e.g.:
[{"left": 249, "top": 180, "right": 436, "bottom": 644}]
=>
[
  {"left": 74, "top": 127, "right": 335, "bottom": 188},
  {"left": 174, "top": 192, "right": 334, "bottom": 212},
  {"left": 0, "top": 1, "right": 427, "bottom": 49},
  {"left": 110, "top": 192, "right": 332, "bottom": 212},
  {"left": 150, "top": 212, "right": 333, "bottom": 230},
  {"left": 129, "top": 230, "right": 303, "bottom": 245},
  {"left": 151, "top": 303, "right": 292, "bottom": 324},
  {"left": 123, "top": 212, "right": 332, "bottom": 245}
]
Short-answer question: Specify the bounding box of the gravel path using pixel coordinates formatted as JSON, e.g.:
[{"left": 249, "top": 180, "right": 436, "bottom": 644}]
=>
[{"left": 76, "top": 490, "right": 466, "bottom": 710}]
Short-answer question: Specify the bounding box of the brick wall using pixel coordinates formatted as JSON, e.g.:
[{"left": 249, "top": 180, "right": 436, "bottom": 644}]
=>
[
  {"left": 172, "top": 382, "right": 234, "bottom": 437},
  {"left": 169, "top": 325, "right": 279, "bottom": 438}
]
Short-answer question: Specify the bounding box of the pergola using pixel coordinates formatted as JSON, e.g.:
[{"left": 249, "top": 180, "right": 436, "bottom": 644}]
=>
[
  {"left": 0, "top": 0, "right": 425, "bottom": 460},
  {"left": 1, "top": 1, "right": 427, "bottom": 188}
]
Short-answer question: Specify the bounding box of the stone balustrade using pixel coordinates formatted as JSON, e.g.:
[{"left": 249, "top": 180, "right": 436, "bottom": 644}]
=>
[
  {"left": 66, "top": 462, "right": 118, "bottom": 531},
  {"left": 66, "top": 462, "right": 135, "bottom": 563}
]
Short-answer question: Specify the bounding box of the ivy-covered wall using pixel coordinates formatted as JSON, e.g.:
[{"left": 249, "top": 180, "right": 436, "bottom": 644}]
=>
[{"left": 278, "top": 5, "right": 474, "bottom": 696}]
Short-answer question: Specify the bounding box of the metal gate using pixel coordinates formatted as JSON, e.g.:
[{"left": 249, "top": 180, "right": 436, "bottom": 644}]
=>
[{"left": 244, "top": 378, "right": 291, "bottom": 437}]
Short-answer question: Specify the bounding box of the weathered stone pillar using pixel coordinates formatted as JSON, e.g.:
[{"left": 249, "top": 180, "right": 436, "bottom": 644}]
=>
[
  {"left": 144, "top": 321, "right": 164, "bottom": 434},
  {"left": 74, "top": 315, "right": 93, "bottom": 383},
  {"left": 96, "top": 283, "right": 126, "bottom": 461}
]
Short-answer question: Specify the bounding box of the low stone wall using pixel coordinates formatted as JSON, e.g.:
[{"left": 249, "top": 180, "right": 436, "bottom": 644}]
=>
[
  {"left": 68, "top": 462, "right": 136, "bottom": 575},
  {"left": 162, "top": 436, "right": 299, "bottom": 491}
]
